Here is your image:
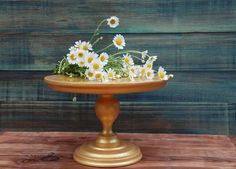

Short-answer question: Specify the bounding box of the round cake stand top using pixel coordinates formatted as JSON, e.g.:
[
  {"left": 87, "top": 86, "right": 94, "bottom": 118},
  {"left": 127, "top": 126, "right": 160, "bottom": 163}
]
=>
[{"left": 44, "top": 75, "right": 171, "bottom": 95}]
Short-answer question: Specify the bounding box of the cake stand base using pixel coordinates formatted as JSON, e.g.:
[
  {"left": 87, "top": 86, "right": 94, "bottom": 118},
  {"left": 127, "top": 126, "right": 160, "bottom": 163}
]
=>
[
  {"left": 73, "top": 134, "right": 142, "bottom": 167},
  {"left": 72, "top": 95, "right": 142, "bottom": 167}
]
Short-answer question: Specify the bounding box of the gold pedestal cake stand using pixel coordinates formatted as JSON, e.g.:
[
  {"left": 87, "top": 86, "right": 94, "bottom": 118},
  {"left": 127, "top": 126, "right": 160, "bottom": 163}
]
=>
[{"left": 44, "top": 75, "right": 170, "bottom": 167}]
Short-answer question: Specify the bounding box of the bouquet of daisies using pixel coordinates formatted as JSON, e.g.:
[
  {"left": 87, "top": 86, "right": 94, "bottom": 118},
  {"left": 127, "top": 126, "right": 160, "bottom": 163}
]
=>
[{"left": 54, "top": 16, "right": 173, "bottom": 82}]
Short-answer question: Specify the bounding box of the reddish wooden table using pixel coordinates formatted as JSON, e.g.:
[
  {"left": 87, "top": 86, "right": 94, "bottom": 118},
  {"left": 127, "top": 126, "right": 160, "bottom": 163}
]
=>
[{"left": 0, "top": 132, "right": 236, "bottom": 169}]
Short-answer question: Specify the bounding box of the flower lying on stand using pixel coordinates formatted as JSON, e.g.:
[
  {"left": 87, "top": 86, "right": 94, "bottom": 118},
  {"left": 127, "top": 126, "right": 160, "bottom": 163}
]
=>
[{"left": 54, "top": 16, "right": 173, "bottom": 82}]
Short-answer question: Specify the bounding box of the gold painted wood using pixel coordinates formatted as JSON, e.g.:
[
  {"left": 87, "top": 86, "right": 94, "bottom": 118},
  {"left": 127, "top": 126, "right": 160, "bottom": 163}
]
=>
[
  {"left": 44, "top": 75, "right": 171, "bottom": 167},
  {"left": 44, "top": 75, "right": 168, "bottom": 94}
]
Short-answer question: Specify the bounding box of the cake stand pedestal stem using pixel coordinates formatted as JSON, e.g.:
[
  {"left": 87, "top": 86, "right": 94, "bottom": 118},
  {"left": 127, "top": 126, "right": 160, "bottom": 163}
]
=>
[{"left": 73, "top": 94, "right": 142, "bottom": 167}]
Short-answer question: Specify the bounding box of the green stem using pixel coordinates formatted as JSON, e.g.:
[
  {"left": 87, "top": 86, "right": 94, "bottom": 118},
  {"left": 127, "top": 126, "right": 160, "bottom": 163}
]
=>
[
  {"left": 58, "top": 57, "right": 66, "bottom": 73},
  {"left": 97, "top": 43, "right": 113, "bottom": 53},
  {"left": 131, "top": 55, "right": 142, "bottom": 61},
  {"left": 92, "top": 36, "right": 103, "bottom": 46},
  {"left": 89, "top": 19, "right": 106, "bottom": 43},
  {"left": 110, "top": 50, "right": 141, "bottom": 57}
]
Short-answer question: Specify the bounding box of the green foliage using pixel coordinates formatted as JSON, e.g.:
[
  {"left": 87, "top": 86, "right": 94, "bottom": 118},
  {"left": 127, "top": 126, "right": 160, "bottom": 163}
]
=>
[
  {"left": 104, "top": 56, "right": 126, "bottom": 75},
  {"left": 54, "top": 57, "right": 87, "bottom": 77}
]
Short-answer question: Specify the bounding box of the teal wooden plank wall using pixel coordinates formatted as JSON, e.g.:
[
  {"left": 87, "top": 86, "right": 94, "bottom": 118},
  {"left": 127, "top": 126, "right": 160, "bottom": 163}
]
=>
[{"left": 0, "top": 0, "right": 236, "bottom": 134}]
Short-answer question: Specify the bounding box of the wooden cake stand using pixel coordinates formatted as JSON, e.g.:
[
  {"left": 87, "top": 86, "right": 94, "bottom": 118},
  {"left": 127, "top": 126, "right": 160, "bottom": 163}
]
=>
[{"left": 44, "top": 75, "right": 171, "bottom": 167}]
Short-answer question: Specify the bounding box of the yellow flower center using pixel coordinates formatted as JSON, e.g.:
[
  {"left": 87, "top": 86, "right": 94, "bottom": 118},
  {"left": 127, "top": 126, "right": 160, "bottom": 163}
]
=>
[
  {"left": 110, "top": 19, "right": 116, "bottom": 24},
  {"left": 159, "top": 72, "right": 164, "bottom": 78},
  {"left": 70, "top": 54, "right": 76, "bottom": 61},
  {"left": 88, "top": 72, "right": 93, "bottom": 77},
  {"left": 141, "top": 68, "right": 145, "bottom": 74},
  {"left": 124, "top": 57, "right": 130, "bottom": 64},
  {"left": 83, "top": 45, "right": 88, "bottom": 51},
  {"left": 95, "top": 73, "right": 102, "bottom": 79},
  {"left": 147, "top": 72, "right": 151, "bottom": 77},
  {"left": 108, "top": 72, "right": 113, "bottom": 78},
  {"left": 93, "top": 63, "right": 100, "bottom": 70},
  {"left": 100, "top": 55, "right": 105, "bottom": 62},
  {"left": 131, "top": 68, "right": 135, "bottom": 73},
  {"left": 80, "top": 61, "right": 84, "bottom": 65},
  {"left": 78, "top": 52, "right": 84, "bottom": 58},
  {"left": 116, "top": 38, "right": 122, "bottom": 46},
  {"left": 147, "top": 64, "right": 152, "bottom": 69},
  {"left": 88, "top": 57, "right": 93, "bottom": 63}
]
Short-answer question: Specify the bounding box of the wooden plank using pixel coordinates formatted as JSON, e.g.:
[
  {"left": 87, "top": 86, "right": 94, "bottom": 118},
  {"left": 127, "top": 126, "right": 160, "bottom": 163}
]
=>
[
  {"left": 229, "top": 136, "right": 236, "bottom": 147},
  {"left": 0, "top": 132, "right": 236, "bottom": 169},
  {"left": 0, "top": 0, "right": 236, "bottom": 33},
  {"left": 0, "top": 33, "right": 236, "bottom": 71},
  {"left": 0, "top": 71, "right": 235, "bottom": 102},
  {"left": 0, "top": 101, "right": 229, "bottom": 134}
]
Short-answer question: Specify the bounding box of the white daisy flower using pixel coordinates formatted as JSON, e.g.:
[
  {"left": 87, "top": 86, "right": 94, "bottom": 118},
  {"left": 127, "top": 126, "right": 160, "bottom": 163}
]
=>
[
  {"left": 113, "top": 34, "right": 125, "bottom": 50},
  {"left": 102, "top": 71, "right": 109, "bottom": 82},
  {"left": 67, "top": 51, "right": 78, "bottom": 64},
  {"left": 107, "top": 16, "right": 119, "bottom": 28},
  {"left": 75, "top": 40, "right": 82, "bottom": 48},
  {"left": 85, "top": 52, "right": 98, "bottom": 67},
  {"left": 78, "top": 58, "right": 86, "bottom": 67},
  {"left": 76, "top": 49, "right": 86, "bottom": 59},
  {"left": 69, "top": 46, "right": 77, "bottom": 52},
  {"left": 85, "top": 69, "right": 95, "bottom": 80},
  {"left": 146, "top": 69, "right": 154, "bottom": 80},
  {"left": 123, "top": 54, "right": 134, "bottom": 66},
  {"left": 158, "top": 66, "right": 168, "bottom": 80},
  {"left": 139, "top": 66, "right": 146, "bottom": 77},
  {"left": 107, "top": 68, "right": 116, "bottom": 79},
  {"left": 99, "top": 52, "right": 109, "bottom": 65},
  {"left": 144, "top": 60, "right": 153, "bottom": 70},
  {"left": 129, "top": 66, "right": 139, "bottom": 78},
  {"left": 94, "top": 71, "right": 105, "bottom": 81},
  {"left": 141, "top": 50, "right": 148, "bottom": 60},
  {"left": 89, "top": 59, "right": 103, "bottom": 71},
  {"left": 148, "top": 55, "right": 157, "bottom": 62},
  {"left": 81, "top": 41, "right": 93, "bottom": 51}
]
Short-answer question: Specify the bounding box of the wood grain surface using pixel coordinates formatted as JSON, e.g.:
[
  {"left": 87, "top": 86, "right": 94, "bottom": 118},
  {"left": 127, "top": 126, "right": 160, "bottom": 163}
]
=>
[
  {"left": 1, "top": 0, "right": 236, "bottom": 33},
  {"left": 0, "top": 33, "right": 235, "bottom": 71},
  {"left": 0, "top": 71, "right": 235, "bottom": 102},
  {"left": 0, "top": 0, "right": 236, "bottom": 134},
  {"left": 0, "top": 132, "right": 236, "bottom": 169},
  {"left": 0, "top": 101, "right": 230, "bottom": 134}
]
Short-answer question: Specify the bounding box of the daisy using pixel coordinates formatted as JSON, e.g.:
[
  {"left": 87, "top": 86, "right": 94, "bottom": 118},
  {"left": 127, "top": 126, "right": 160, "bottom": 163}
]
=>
[
  {"left": 81, "top": 41, "right": 93, "bottom": 51},
  {"left": 158, "top": 66, "right": 168, "bottom": 80},
  {"left": 78, "top": 58, "right": 86, "bottom": 67},
  {"left": 85, "top": 52, "right": 98, "bottom": 67},
  {"left": 69, "top": 46, "right": 77, "bottom": 52},
  {"left": 75, "top": 40, "right": 82, "bottom": 48},
  {"left": 99, "top": 52, "right": 109, "bottom": 65},
  {"left": 113, "top": 34, "right": 125, "bottom": 50},
  {"left": 146, "top": 69, "right": 154, "bottom": 80},
  {"left": 107, "top": 16, "right": 119, "bottom": 28},
  {"left": 123, "top": 54, "right": 134, "bottom": 66},
  {"left": 148, "top": 55, "right": 157, "bottom": 62},
  {"left": 144, "top": 60, "right": 153, "bottom": 70},
  {"left": 102, "top": 71, "right": 109, "bottom": 82},
  {"left": 94, "top": 71, "right": 104, "bottom": 81},
  {"left": 77, "top": 49, "right": 86, "bottom": 59},
  {"left": 129, "top": 66, "right": 139, "bottom": 78},
  {"left": 67, "top": 51, "right": 78, "bottom": 64},
  {"left": 85, "top": 69, "right": 95, "bottom": 80},
  {"left": 107, "top": 68, "right": 116, "bottom": 79},
  {"left": 139, "top": 66, "right": 146, "bottom": 77},
  {"left": 89, "top": 59, "right": 103, "bottom": 71}
]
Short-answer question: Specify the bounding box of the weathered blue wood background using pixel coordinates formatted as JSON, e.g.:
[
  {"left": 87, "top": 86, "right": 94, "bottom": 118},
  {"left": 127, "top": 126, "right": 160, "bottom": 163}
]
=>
[{"left": 0, "top": 0, "right": 236, "bottom": 134}]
